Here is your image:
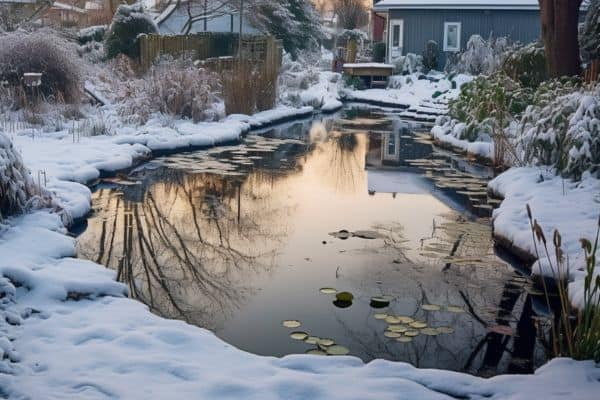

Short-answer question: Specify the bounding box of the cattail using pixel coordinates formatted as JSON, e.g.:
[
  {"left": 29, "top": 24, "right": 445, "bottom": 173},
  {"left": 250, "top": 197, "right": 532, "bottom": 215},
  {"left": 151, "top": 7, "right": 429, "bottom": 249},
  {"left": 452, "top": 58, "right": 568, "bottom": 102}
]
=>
[
  {"left": 553, "top": 230, "right": 562, "bottom": 248},
  {"left": 533, "top": 220, "right": 546, "bottom": 245},
  {"left": 581, "top": 238, "right": 592, "bottom": 253},
  {"left": 526, "top": 204, "right": 532, "bottom": 221}
]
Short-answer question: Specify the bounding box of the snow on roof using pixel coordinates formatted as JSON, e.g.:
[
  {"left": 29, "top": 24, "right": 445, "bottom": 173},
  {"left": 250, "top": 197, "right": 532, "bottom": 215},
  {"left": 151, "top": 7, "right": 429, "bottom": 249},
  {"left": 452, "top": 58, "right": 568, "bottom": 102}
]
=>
[
  {"left": 52, "top": 1, "right": 86, "bottom": 13},
  {"left": 374, "top": 0, "right": 541, "bottom": 11}
]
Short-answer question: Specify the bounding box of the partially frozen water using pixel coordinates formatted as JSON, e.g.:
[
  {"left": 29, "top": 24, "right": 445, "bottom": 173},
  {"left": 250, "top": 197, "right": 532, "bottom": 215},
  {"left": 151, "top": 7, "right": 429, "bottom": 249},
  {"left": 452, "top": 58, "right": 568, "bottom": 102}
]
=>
[{"left": 77, "top": 109, "right": 548, "bottom": 376}]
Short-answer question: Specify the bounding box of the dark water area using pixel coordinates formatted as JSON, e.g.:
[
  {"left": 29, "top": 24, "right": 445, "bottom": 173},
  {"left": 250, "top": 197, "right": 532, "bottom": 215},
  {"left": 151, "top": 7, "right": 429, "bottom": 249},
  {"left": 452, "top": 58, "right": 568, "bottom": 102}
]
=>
[{"left": 77, "top": 108, "right": 549, "bottom": 376}]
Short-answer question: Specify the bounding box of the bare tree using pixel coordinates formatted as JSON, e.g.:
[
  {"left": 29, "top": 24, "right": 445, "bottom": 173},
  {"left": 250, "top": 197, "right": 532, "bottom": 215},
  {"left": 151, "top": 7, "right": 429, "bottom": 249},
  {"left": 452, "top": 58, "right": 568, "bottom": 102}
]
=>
[
  {"left": 333, "top": 0, "right": 367, "bottom": 30},
  {"left": 539, "top": 0, "right": 583, "bottom": 77}
]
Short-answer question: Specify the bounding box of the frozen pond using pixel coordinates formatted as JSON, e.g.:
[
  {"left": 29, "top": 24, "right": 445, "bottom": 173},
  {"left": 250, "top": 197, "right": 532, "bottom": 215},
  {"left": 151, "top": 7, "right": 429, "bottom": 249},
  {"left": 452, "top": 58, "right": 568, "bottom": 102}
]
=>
[{"left": 77, "top": 109, "right": 548, "bottom": 376}]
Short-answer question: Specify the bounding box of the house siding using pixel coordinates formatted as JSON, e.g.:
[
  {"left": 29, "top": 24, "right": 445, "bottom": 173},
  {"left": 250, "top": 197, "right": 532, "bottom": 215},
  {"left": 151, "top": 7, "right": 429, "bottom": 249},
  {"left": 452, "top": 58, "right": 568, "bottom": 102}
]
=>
[{"left": 388, "top": 9, "right": 541, "bottom": 67}]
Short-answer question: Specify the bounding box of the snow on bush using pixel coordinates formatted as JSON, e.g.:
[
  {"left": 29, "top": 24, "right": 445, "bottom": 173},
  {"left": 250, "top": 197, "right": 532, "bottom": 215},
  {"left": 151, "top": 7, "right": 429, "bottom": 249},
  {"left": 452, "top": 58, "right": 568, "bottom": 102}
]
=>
[
  {"left": 393, "top": 53, "right": 423, "bottom": 75},
  {"left": 450, "top": 35, "right": 511, "bottom": 75},
  {"left": 0, "top": 31, "right": 81, "bottom": 104},
  {"left": 105, "top": 2, "right": 158, "bottom": 60},
  {"left": 502, "top": 42, "right": 548, "bottom": 88},
  {"left": 515, "top": 81, "right": 600, "bottom": 179},
  {"left": 78, "top": 25, "right": 106, "bottom": 45},
  {"left": 0, "top": 132, "right": 54, "bottom": 220},
  {"left": 580, "top": 0, "right": 600, "bottom": 63},
  {"left": 422, "top": 40, "right": 439, "bottom": 72},
  {"left": 115, "top": 55, "right": 221, "bottom": 124}
]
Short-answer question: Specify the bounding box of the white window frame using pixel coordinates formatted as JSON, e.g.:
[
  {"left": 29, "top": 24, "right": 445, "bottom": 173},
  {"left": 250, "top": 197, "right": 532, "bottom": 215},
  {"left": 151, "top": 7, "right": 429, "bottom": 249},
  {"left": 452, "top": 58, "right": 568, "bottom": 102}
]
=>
[{"left": 443, "top": 22, "right": 462, "bottom": 52}]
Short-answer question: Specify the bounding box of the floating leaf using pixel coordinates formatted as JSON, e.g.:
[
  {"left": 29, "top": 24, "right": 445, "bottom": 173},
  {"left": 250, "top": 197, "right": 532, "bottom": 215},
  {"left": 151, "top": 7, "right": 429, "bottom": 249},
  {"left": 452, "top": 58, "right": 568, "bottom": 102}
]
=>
[
  {"left": 304, "top": 336, "right": 320, "bottom": 345},
  {"left": 396, "top": 336, "right": 413, "bottom": 343},
  {"left": 397, "top": 316, "right": 414, "bottom": 324},
  {"left": 436, "top": 327, "right": 455, "bottom": 334},
  {"left": 282, "top": 320, "right": 301, "bottom": 328},
  {"left": 370, "top": 296, "right": 391, "bottom": 308},
  {"left": 409, "top": 321, "right": 427, "bottom": 329},
  {"left": 388, "top": 325, "right": 408, "bottom": 333},
  {"left": 374, "top": 313, "right": 388, "bottom": 320},
  {"left": 336, "top": 292, "right": 354, "bottom": 302},
  {"left": 306, "top": 349, "right": 327, "bottom": 356},
  {"left": 421, "top": 328, "right": 440, "bottom": 336},
  {"left": 422, "top": 304, "right": 441, "bottom": 311},
  {"left": 330, "top": 230, "right": 351, "bottom": 240},
  {"left": 326, "top": 345, "right": 350, "bottom": 356},
  {"left": 318, "top": 338, "right": 335, "bottom": 347},
  {"left": 319, "top": 288, "right": 337, "bottom": 295},
  {"left": 384, "top": 331, "right": 402, "bottom": 338},
  {"left": 385, "top": 316, "right": 401, "bottom": 324},
  {"left": 353, "top": 230, "right": 381, "bottom": 240},
  {"left": 404, "top": 330, "right": 420, "bottom": 337},
  {"left": 446, "top": 306, "right": 465, "bottom": 313},
  {"left": 333, "top": 299, "right": 353, "bottom": 309},
  {"left": 290, "top": 331, "right": 309, "bottom": 340}
]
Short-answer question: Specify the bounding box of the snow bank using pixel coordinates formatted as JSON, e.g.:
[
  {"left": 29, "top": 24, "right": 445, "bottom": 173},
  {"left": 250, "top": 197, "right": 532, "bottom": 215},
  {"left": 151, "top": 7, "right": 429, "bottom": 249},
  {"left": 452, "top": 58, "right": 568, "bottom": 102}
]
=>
[
  {"left": 489, "top": 167, "right": 600, "bottom": 308},
  {"left": 1, "top": 210, "right": 599, "bottom": 398},
  {"left": 431, "top": 123, "right": 494, "bottom": 159}
]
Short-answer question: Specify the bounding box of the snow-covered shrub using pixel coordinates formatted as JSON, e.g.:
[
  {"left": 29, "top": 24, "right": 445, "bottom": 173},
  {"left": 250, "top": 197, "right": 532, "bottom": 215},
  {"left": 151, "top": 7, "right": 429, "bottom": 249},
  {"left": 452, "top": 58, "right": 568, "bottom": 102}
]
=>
[
  {"left": 422, "top": 40, "right": 439, "bottom": 72},
  {"left": 372, "top": 42, "right": 386, "bottom": 63},
  {"left": 502, "top": 42, "right": 548, "bottom": 88},
  {"left": 0, "top": 132, "right": 53, "bottom": 220},
  {"left": 451, "top": 35, "right": 511, "bottom": 75},
  {"left": 116, "top": 56, "right": 221, "bottom": 124},
  {"left": 0, "top": 31, "right": 81, "bottom": 104},
  {"left": 105, "top": 3, "right": 158, "bottom": 60},
  {"left": 580, "top": 0, "right": 600, "bottom": 64},
  {"left": 515, "top": 82, "right": 600, "bottom": 179},
  {"left": 78, "top": 25, "right": 106, "bottom": 45},
  {"left": 393, "top": 53, "right": 423, "bottom": 75}
]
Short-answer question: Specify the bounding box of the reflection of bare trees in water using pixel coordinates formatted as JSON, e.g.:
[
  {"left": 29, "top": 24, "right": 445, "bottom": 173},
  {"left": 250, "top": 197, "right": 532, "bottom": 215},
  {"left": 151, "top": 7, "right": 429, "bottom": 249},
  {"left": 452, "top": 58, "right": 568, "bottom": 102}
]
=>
[
  {"left": 79, "top": 171, "right": 291, "bottom": 330},
  {"left": 313, "top": 131, "right": 366, "bottom": 193}
]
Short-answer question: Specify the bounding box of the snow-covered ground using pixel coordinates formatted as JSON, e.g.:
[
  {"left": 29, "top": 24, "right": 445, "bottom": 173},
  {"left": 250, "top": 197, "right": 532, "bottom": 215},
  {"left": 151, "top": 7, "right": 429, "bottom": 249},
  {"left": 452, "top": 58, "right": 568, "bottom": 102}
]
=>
[{"left": 1, "top": 213, "right": 599, "bottom": 399}]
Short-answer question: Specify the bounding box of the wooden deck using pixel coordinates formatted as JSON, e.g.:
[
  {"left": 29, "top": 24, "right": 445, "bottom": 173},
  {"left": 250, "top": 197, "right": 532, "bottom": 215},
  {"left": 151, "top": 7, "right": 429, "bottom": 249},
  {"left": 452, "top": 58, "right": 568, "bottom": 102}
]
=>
[{"left": 343, "top": 63, "right": 395, "bottom": 88}]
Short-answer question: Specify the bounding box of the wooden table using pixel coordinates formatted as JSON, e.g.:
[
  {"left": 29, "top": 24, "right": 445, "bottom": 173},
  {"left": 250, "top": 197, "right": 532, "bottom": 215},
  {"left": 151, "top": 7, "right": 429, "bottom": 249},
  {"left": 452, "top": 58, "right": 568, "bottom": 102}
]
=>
[{"left": 342, "top": 63, "right": 395, "bottom": 88}]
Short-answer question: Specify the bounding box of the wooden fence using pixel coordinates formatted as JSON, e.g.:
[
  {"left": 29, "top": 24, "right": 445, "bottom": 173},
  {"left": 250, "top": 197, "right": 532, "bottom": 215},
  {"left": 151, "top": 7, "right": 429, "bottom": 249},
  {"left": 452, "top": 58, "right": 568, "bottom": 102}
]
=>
[
  {"left": 139, "top": 33, "right": 282, "bottom": 72},
  {"left": 583, "top": 59, "right": 600, "bottom": 83}
]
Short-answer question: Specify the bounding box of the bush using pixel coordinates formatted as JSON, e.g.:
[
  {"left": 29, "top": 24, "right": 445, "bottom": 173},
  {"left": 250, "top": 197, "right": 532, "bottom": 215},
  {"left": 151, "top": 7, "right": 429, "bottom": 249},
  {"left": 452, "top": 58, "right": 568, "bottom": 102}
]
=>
[
  {"left": 343, "top": 75, "right": 366, "bottom": 90},
  {"left": 451, "top": 34, "right": 511, "bottom": 75},
  {"left": 105, "top": 3, "right": 158, "bottom": 60},
  {"left": 372, "top": 42, "right": 386, "bottom": 63},
  {"left": 116, "top": 55, "right": 221, "bottom": 124},
  {"left": 502, "top": 42, "right": 548, "bottom": 88},
  {"left": 0, "top": 32, "right": 81, "bottom": 104},
  {"left": 393, "top": 53, "right": 423, "bottom": 75},
  {"left": 78, "top": 25, "right": 106, "bottom": 45},
  {"left": 422, "top": 40, "right": 438, "bottom": 72}
]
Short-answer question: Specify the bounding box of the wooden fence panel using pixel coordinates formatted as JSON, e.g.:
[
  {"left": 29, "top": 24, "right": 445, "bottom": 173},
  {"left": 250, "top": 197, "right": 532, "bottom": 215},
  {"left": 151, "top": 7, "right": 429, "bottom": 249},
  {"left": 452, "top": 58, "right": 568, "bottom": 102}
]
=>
[{"left": 583, "top": 59, "right": 600, "bottom": 83}]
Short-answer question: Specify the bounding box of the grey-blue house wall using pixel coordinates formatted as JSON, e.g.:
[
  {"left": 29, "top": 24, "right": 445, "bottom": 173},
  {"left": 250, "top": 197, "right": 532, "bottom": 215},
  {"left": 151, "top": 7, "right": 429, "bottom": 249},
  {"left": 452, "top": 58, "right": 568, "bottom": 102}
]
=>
[{"left": 388, "top": 9, "right": 542, "bottom": 67}]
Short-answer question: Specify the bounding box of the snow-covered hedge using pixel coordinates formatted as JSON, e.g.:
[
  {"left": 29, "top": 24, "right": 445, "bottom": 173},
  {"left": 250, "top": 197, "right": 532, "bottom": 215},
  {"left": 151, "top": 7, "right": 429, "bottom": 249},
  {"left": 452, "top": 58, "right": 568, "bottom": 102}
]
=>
[
  {"left": 393, "top": 53, "right": 423, "bottom": 75},
  {"left": 502, "top": 42, "right": 548, "bottom": 88},
  {"left": 105, "top": 3, "right": 158, "bottom": 60},
  {"left": 515, "top": 81, "right": 600, "bottom": 179}
]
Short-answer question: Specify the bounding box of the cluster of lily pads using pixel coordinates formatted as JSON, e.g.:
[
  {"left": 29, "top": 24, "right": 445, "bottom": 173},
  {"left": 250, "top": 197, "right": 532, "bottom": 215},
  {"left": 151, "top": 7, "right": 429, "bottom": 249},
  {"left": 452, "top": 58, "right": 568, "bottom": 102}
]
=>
[
  {"left": 281, "top": 319, "right": 350, "bottom": 356},
  {"left": 374, "top": 303, "right": 464, "bottom": 343},
  {"left": 406, "top": 149, "right": 500, "bottom": 216}
]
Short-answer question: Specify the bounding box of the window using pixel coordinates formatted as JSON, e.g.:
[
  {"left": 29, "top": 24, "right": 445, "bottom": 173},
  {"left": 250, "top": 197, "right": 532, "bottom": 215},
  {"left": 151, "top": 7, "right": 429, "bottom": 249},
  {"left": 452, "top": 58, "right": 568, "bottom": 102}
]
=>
[
  {"left": 392, "top": 24, "right": 400, "bottom": 47},
  {"left": 443, "top": 22, "right": 461, "bottom": 52}
]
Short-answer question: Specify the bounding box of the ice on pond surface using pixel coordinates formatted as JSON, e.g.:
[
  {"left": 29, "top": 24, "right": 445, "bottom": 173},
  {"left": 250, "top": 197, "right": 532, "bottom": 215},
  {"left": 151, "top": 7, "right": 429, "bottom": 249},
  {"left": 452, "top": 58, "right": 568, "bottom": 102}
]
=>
[{"left": 78, "top": 110, "right": 548, "bottom": 375}]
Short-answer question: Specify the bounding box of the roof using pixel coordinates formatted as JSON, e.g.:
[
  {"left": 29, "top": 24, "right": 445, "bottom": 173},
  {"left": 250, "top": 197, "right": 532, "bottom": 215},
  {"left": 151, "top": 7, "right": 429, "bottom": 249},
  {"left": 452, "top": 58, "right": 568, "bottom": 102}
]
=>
[{"left": 373, "top": 0, "right": 542, "bottom": 11}]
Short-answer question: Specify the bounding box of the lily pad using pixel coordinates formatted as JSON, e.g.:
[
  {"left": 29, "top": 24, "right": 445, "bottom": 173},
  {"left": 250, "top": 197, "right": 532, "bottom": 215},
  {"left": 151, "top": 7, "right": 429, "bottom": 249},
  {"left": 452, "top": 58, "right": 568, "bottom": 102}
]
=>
[
  {"left": 384, "top": 331, "right": 402, "bottom": 338},
  {"left": 396, "top": 337, "right": 413, "bottom": 343},
  {"left": 446, "top": 306, "right": 465, "bottom": 313},
  {"left": 282, "top": 320, "right": 302, "bottom": 328},
  {"left": 333, "top": 299, "right": 353, "bottom": 309},
  {"left": 304, "top": 336, "right": 320, "bottom": 345},
  {"left": 290, "top": 331, "right": 309, "bottom": 341},
  {"left": 397, "top": 316, "right": 414, "bottom": 324},
  {"left": 326, "top": 345, "right": 350, "bottom": 356},
  {"left": 319, "top": 288, "right": 337, "bottom": 295},
  {"left": 370, "top": 296, "right": 391, "bottom": 308},
  {"left": 336, "top": 292, "right": 354, "bottom": 302},
  {"left": 420, "top": 328, "right": 440, "bottom": 336},
  {"left": 436, "top": 327, "right": 455, "bottom": 334},
  {"left": 352, "top": 230, "right": 381, "bottom": 240},
  {"left": 404, "top": 330, "right": 420, "bottom": 337},
  {"left": 388, "top": 325, "right": 408, "bottom": 333},
  {"left": 330, "top": 230, "right": 351, "bottom": 240},
  {"left": 374, "top": 313, "right": 388, "bottom": 320},
  {"left": 409, "top": 321, "right": 427, "bottom": 329},
  {"left": 384, "top": 316, "right": 401, "bottom": 324},
  {"left": 306, "top": 349, "right": 327, "bottom": 356},
  {"left": 422, "top": 304, "right": 441, "bottom": 311},
  {"left": 318, "top": 338, "right": 335, "bottom": 347}
]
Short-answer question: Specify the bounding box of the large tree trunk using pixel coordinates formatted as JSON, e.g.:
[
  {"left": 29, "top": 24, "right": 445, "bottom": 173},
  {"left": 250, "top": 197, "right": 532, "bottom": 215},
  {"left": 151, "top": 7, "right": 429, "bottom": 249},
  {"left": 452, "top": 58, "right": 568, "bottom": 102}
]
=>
[{"left": 539, "top": 0, "right": 583, "bottom": 78}]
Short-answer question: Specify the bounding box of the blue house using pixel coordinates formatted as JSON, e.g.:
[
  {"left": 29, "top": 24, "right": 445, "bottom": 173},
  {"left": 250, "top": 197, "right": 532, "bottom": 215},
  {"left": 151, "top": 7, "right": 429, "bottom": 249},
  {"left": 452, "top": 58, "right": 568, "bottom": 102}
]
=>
[{"left": 372, "top": 0, "right": 545, "bottom": 66}]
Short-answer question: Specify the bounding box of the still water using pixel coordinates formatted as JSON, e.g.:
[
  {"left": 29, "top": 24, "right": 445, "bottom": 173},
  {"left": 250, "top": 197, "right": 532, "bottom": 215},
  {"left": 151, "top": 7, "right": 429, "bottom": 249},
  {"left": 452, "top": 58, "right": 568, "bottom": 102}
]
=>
[{"left": 77, "top": 109, "right": 548, "bottom": 376}]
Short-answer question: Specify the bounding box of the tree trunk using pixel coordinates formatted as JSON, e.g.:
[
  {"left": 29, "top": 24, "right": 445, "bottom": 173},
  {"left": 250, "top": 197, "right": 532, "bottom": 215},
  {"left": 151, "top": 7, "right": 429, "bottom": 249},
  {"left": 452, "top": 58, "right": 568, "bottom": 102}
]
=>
[{"left": 539, "top": 0, "right": 583, "bottom": 78}]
